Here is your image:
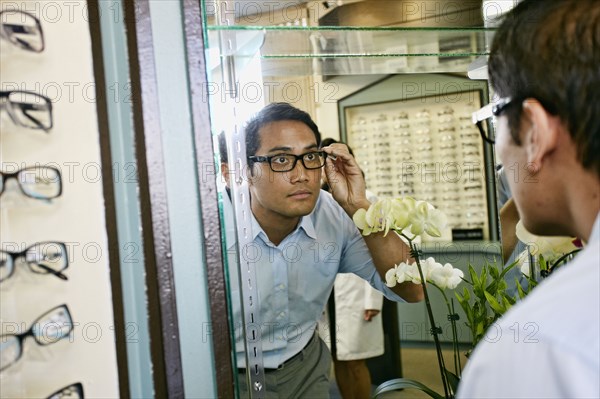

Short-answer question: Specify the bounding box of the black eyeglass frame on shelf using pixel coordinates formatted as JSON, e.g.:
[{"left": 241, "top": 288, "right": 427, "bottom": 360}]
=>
[
  {"left": 248, "top": 151, "right": 328, "bottom": 173},
  {"left": 0, "top": 241, "right": 69, "bottom": 283},
  {"left": 0, "top": 9, "right": 45, "bottom": 52},
  {"left": 0, "top": 166, "right": 63, "bottom": 200},
  {"left": 46, "top": 382, "right": 84, "bottom": 399},
  {"left": 0, "top": 304, "right": 74, "bottom": 372},
  {"left": 0, "top": 90, "right": 53, "bottom": 131},
  {"left": 471, "top": 96, "right": 516, "bottom": 145}
]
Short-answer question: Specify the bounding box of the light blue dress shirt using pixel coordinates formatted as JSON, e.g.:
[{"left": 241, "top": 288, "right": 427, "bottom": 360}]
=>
[{"left": 223, "top": 189, "right": 405, "bottom": 369}]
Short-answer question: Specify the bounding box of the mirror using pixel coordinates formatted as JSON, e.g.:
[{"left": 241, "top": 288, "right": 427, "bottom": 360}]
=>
[{"left": 204, "top": 1, "right": 508, "bottom": 397}]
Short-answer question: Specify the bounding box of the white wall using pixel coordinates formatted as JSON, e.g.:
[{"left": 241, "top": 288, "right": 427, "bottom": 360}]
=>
[{"left": 314, "top": 75, "right": 385, "bottom": 139}]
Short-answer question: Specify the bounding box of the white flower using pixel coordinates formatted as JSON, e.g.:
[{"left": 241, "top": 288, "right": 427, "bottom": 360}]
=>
[
  {"left": 394, "top": 261, "right": 412, "bottom": 284},
  {"left": 515, "top": 220, "right": 579, "bottom": 258},
  {"left": 385, "top": 261, "right": 412, "bottom": 287},
  {"left": 430, "top": 263, "right": 464, "bottom": 289},
  {"left": 353, "top": 208, "right": 373, "bottom": 236},
  {"left": 391, "top": 196, "right": 415, "bottom": 230},
  {"left": 384, "top": 257, "right": 461, "bottom": 290},
  {"left": 385, "top": 267, "right": 398, "bottom": 287},
  {"left": 354, "top": 197, "right": 448, "bottom": 240},
  {"left": 409, "top": 201, "right": 448, "bottom": 237}
]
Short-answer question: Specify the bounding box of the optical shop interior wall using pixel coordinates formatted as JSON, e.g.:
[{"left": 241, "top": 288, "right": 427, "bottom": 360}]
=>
[
  {"left": 1, "top": 1, "right": 119, "bottom": 398},
  {"left": 209, "top": 0, "right": 506, "bottom": 366}
]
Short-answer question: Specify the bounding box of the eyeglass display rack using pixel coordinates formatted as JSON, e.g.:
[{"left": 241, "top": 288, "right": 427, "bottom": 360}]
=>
[
  {"left": 340, "top": 74, "right": 493, "bottom": 241},
  {"left": 0, "top": 2, "right": 119, "bottom": 398}
]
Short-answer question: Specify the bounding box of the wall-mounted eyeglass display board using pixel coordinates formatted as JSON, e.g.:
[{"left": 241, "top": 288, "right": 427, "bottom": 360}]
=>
[
  {"left": 339, "top": 74, "right": 495, "bottom": 242},
  {"left": 1, "top": 1, "right": 119, "bottom": 397}
]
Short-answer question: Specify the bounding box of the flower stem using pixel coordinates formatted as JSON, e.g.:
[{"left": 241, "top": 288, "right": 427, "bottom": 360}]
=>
[
  {"left": 431, "top": 282, "right": 461, "bottom": 378},
  {"left": 406, "top": 238, "right": 451, "bottom": 398}
]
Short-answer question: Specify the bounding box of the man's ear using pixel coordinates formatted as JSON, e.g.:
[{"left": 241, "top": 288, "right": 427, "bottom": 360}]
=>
[{"left": 521, "top": 99, "right": 560, "bottom": 171}]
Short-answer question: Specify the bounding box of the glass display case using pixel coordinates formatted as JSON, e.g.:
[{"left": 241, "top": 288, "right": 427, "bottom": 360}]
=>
[{"left": 202, "top": 0, "right": 500, "bottom": 396}]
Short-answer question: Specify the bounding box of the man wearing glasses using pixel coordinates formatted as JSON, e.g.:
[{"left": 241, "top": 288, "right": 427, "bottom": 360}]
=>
[
  {"left": 459, "top": 0, "right": 599, "bottom": 397},
  {"left": 220, "top": 102, "right": 423, "bottom": 397}
]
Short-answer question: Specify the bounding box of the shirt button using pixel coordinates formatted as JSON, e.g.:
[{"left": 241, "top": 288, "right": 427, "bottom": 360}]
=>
[{"left": 278, "top": 284, "right": 285, "bottom": 290}]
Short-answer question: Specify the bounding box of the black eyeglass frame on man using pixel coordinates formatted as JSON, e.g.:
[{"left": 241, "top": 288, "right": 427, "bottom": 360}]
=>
[
  {"left": 248, "top": 151, "right": 328, "bottom": 173},
  {"left": 471, "top": 97, "right": 515, "bottom": 145}
]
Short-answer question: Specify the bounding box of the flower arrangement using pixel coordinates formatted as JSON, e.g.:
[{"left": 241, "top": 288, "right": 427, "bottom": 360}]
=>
[
  {"left": 353, "top": 197, "right": 464, "bottom": 399},
  {"left": 355, "top": 198, "right": 584, "bottom": 398}
]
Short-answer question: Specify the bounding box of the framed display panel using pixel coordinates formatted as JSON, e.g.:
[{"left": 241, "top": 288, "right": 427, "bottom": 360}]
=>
[{"left": 339, "top": 74, "right": 497, "bottom": 242}]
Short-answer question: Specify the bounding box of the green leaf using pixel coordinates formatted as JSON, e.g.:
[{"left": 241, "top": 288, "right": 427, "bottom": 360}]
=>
[
  {"left": 502, "top": 295, "right": 513, "bottom": 313},
  {"left": 469, "top": 264, "right": 480, "bottom": 288},
  {"left": 445, "top": 368, "right": 461, "bottom": 394},
  {"left": 500, "top": 260, "right": 518, "bottom": 279},
  {"left": 475, "top": 321, "right": 485, "bottom": 336},
  {"left": 516, "top": 278, "right": 527, "bottom": 300},
  {"left": 373, "top": 378, "right": 446, "bottom": 399},
  {"left": 484, "top": 291, "right": 505, "bottom": 314},
  {"left": 489, "top": 264, "right": 499, "bottom": 279},
  {"left": 503, "top": 293, "right": 517, "bottom": 306},
  {"left": 539, "top": 254, "right": 548, "bottom": 271},
  {"left": 498, "top": 279, "right": 507, "bottom": 292}
]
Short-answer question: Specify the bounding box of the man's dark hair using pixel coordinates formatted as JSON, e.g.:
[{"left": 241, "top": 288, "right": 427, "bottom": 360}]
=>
[
  {"left": 244, "top": 102, "right": 322, "bottom": 160},
  {"left": 488, "top": 0, "right": 600, "bottom": 175}
]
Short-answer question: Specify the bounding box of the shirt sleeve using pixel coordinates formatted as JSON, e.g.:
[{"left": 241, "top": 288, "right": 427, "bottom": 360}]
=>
[{"left": 337, "top": 207, "right": 406, "bottom": 303}]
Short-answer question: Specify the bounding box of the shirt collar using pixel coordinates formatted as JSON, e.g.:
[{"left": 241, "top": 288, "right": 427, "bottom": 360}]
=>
[
  {"left": 224, "top": 188, "right": 319, "bottom": 247},
  {"left": 250, "top": 212, "right": 318, "bottom": 245}
]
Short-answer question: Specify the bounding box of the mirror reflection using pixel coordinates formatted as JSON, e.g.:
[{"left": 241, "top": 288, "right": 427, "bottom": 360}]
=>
[{"left": 204, "top": 0, "right": 529, "bottom": 397}]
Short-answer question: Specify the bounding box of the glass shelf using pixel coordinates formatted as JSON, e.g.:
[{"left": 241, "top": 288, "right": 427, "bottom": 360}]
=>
[{"left": 206, "top": 26, "right": 494, "bottom": 75}]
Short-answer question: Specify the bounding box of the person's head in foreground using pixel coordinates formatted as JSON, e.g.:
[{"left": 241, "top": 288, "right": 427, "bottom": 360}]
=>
[
  {"left": 458, "top": 1, "right": 599, "bottom": 397},
  {"left": 487, "top": 0, "right": 599, "bottom": 242}
]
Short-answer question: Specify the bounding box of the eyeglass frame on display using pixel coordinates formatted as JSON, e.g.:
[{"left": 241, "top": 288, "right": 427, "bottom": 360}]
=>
[
  {"left": 0, "top": 241, "right": 69, "bottom": 283},
  {"left": 0, "top": 304, "right": 74, "bottom": 372},
  {"left": 0, "top": 166, "right": 63, "bottom": 200},
  {"left": 0, "top": 90, "right": 53, "bottom": 131},
  {"left": 46, "top": 382, "right": 84, "bottom": 399},
  {"left": 0, "top": 9, "right": 45, "bottom": 52}
]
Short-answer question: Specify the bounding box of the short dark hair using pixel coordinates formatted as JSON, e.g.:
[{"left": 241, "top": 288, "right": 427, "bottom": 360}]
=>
[
  {"left": 488, "top": 0, "right": 600, "bottom": 175},
  {"left": 244, "top": 103, "right": 322, "bottom": 159}
]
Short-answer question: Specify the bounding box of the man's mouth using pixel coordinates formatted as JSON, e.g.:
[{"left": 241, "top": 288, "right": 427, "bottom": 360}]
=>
[{"left": 289, "top": 190, "right": 312, "bottom": 199}]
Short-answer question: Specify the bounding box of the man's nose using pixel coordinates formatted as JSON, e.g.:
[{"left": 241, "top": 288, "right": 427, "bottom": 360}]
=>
[{"left": 286, "top": 160, "right": 310, "bottom": 183}]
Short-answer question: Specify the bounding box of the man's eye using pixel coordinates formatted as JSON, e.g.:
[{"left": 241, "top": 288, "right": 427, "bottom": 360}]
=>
[
  {"left": 305, "top": 153, "right": 316, "bottom": 161},
  {"left": 273, "top": 156, "right": 290, "bottom": 164}
]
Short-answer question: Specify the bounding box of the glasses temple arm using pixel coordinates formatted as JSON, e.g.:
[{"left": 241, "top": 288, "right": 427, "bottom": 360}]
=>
[{"left": 36, "top": 264, "right": 69, "bottom": 281}]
